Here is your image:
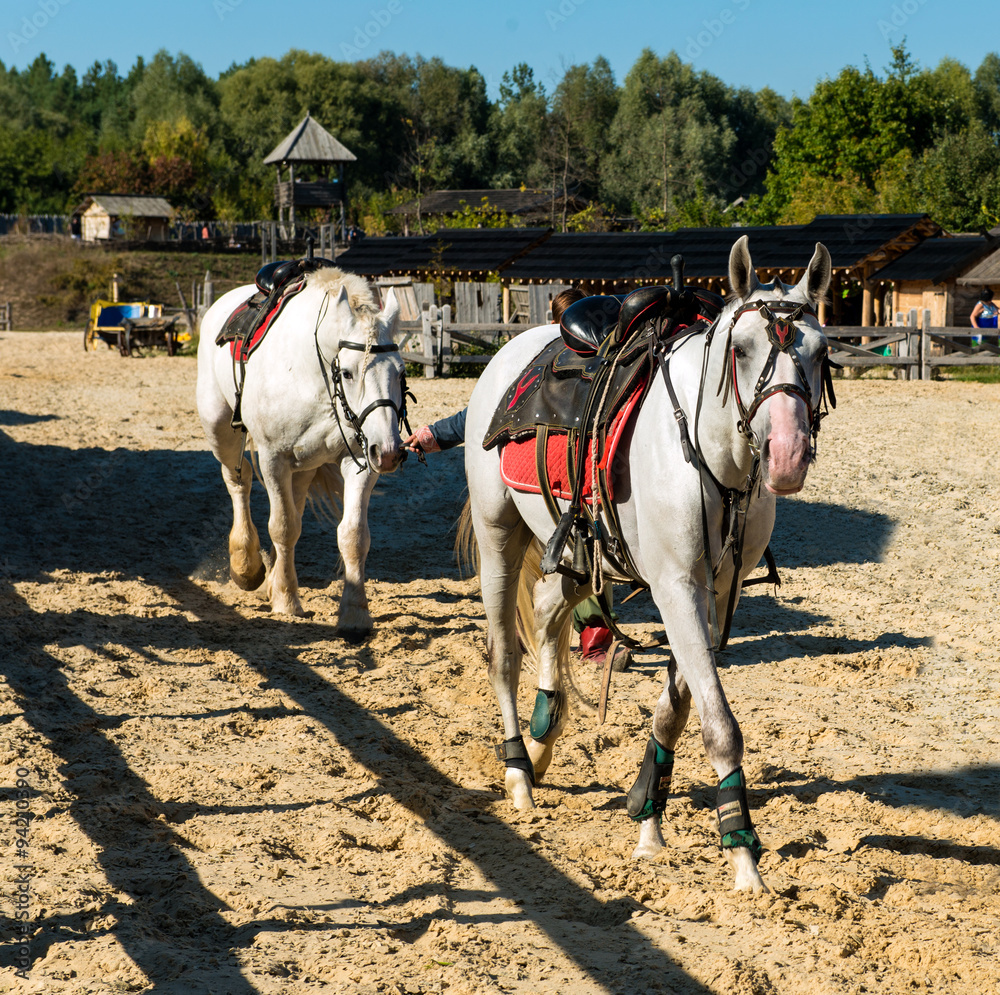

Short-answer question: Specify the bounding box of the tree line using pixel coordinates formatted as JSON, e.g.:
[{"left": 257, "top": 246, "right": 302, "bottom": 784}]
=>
[{"left": 0, "top": 44, "right": 998, "bottom": 233}]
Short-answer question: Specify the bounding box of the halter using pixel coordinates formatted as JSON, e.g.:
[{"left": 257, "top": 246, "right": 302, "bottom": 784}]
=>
[
  {"left": 719, "top": 298, "right": 834, "bottom": 450},
  {"left": 313, "top": 294, "right": 415, "bottom": 473}
]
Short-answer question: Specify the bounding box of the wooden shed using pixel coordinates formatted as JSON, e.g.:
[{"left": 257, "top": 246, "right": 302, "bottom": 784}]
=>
[
  {"left": 75, "top": 195, "right": 174, "bottom": 242},
  {"left": 871, "top": 235, "right": 1000, "bottom": 327}
]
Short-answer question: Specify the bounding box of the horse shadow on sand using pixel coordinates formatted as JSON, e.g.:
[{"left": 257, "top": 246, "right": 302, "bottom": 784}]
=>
[{"left": 0, "top": 429, "right": 710, "bottom": 992}]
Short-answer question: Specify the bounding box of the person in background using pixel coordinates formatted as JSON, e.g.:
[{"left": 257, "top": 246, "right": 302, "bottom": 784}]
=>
[
  {"left": 404, "top": 288, "right": 631, "bottom": 670},
  {"left": 970, "top": 287, "right": 999, "bottom": 347}
]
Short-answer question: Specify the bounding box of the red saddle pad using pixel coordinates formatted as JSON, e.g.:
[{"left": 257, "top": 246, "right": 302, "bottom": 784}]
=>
[{"left": 499, "top": 379, "right": 646, "bottom": 503}]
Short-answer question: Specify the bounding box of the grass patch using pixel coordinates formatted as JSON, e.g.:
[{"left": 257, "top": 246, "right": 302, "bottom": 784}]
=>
[{"left": 937, "top": 364, "right": 1000, "bottom": 383}]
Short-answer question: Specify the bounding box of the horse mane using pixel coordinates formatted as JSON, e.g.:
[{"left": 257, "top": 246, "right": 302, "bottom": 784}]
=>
[{"left": 305, "top": 266, "right": 381, "bottom": 325}]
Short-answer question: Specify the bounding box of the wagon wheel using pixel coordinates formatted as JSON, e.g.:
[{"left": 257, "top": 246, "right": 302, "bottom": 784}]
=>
[
  {"left": 121, "top": 319, "right": 140, "bottom": 358},
  {"left": 84, "top": 320, "right": 99, "bottom": 352}
]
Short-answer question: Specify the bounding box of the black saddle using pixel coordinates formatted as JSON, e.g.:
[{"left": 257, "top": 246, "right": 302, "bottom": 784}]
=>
[
  {"left": 559, "top": 285, "right": 723, "bottom": 357},
  {"left": 216, "top": 255, "right": 340, "bottom": 348}
]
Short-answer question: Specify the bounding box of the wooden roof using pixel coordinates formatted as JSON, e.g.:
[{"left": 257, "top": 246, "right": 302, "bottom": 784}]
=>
[
  {"left": 501, "top": 215, "right": 941, "bottom": 283},
  {"left": 336, "top": 228, "right": 552, "bottom": 276},
  {"left": 75, "top": 194, "right": 174, "bottom": 218},
  {"left": 389, "top": 188, "right": 586, "bottom": 217},
  {"left": 872, "top": 235, "right": 999, "bottom": 284},
  {"left": 263, "top": 112, "right": 356, "bottom": 165}
]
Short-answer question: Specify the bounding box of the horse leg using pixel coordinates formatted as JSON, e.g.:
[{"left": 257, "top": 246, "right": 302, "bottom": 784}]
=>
[
  {"left": 336, "top": 463, "right": 377, "bottom": 638},
  {"left": 196, "top": 383, "right": 265, "bottom": 591},
  {"left": 471, "top": 496, "right": 533, "bottom": 809},
  {"left": 631, "top": 655, "right": 692, "bottom": 859},
  {"left": 645, "top": 584, "right": 767, "bottom": 892},
  {"left": 257, "top": 453, "right": 306, "bottom": 616},
  {"left": 525, "top": 570, "right": 578, "bottom": 779}
]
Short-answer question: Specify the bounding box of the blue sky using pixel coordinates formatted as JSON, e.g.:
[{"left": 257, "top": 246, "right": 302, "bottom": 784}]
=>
[{"left": 3, "top": 0, "right": 995, "bottom": 100}]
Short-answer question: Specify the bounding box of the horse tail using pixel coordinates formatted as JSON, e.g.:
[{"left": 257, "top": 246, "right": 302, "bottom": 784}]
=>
[
  {"left": 454, "top": 496, "right": 479, "bottom": 577},
  {"left": 306, "top": 464, "right": 344, "bottom": 524}
]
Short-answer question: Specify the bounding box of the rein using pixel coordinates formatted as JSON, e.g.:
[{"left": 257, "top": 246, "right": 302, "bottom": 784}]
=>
[{"left": 313, "top": 292, "right": 416, "bottom": 473}]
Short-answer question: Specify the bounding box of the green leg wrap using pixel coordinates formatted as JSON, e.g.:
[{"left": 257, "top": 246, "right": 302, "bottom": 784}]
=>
[
  {"left": 626, "top": 736, "right": 674, "bottom": 821},
  {"left": 528, "top": 688, "right": 564, "bottom": 742},
  {"left": 494, "top": 734, "right": 535, "bottom": 786},
  {"left": 717, "top": 768, "right": 763, "bottom": 863}
]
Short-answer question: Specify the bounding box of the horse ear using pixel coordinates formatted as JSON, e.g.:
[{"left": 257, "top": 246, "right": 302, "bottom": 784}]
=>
[
  {"left": 381, "top": 287, "right": 401, "bottom": 330},
  {"left": 333, "top": 284, "right": 354, "bottom": 326},
  {"left": 728, "top": 234, "right": 758, "bottom": 300},
  {"left": 797, "top": 241, "right": 832, "bottom": 304}
]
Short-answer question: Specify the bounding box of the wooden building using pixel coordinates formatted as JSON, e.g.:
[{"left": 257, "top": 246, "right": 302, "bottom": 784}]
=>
[
  {"left": 264, "top": 112, "right": 356, "bottom": 236},
  {"left": 871, "top": 235, "right": 1000, "bottom": 326},
  {"left": 335, "top": 214, "right": 951, "bottom": 326},
  {"left": 74, "top": 195, "right": 174, "bottom": 242},
  {"left": 500, "top": 214, "right": 941, "bottom": 326}
]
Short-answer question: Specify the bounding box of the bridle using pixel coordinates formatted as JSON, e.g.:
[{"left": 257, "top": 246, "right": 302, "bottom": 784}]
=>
[
  {"left": 718, "top": 298, "right": 836, "bottom": 455},
  {"left": 313, "top": 293, "right": 416, "bottom": 473}
]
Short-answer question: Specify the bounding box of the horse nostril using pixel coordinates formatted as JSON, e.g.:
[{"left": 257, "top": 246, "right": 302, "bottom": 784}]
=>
[{"left": 369, "top": 444, "right": 380, "bottom": 465}]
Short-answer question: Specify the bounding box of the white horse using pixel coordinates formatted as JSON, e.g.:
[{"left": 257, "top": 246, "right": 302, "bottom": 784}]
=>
[
  {"left": 196, "top": 267, "right": 406, "bottom": 634},
  {"left": 463, "top": 235, "right": 833, "bottom": 891}
]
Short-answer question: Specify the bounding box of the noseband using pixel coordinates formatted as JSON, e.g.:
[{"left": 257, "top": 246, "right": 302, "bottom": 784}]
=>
[
  {"left": 315, "top": 327, "right": 415, "bottom": 473},
  {"left": 719, "top": 299, "right": 835, "bottom": 451}
]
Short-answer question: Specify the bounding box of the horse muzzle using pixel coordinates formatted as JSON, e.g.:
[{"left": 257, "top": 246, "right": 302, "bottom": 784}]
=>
[
  {"left": 369, "top": 442, "right": 404, "bottom": 473},
  {"left": 762, "top": 394, "right": 811, "bottom": 495}
]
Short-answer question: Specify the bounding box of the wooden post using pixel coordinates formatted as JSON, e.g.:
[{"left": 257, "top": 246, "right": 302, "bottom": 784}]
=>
[
  {"left": 921, "top": 308, "right": 931, "bottom": 381},
  {"left": 420, "top": 303, "right": 436, "bottom": 379},
  {"left": 502, "top": 284, "right": 511, "bottom": 324},
  {"left": 112, "top": 272, "right": 120, "bottom": 303},
  {"left": 440, "top": 304, "right": 452, "bottom": 376},
  {"left": 270, "top": 222, "right": 277, "bottom": 263},
  {"left": 261, "top": 223, "right": 267, "bottom": 266},
  {"left": 818, "top": 297, "right": 828, "bottom": 325},
  {"left": 203, "top": 270, "right": 215, "bottom": 310},
  {"left": 904, "top": 308, "right": 918, "bottom": 381}
]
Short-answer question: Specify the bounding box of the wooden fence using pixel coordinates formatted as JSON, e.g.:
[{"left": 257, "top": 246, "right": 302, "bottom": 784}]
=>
[
  {"left": 828, "top": 308, "right": 1000, "bottom": 380},
  {"left": 397, "top": 304, "right": 518, "bottom": 378},
  {"left": 0, "top": 302, "right": 12, "bottom": 331},
  {"left": 396, "top": 305, "right": 1000, "bottom": 380}
]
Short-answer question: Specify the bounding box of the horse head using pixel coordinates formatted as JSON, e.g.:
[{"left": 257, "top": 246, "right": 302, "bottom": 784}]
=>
[
  {"left": 723, "top": 234, "right": 832, "bottom": 495},
  {"left": 324, "top": 280, "right": 407, "bottom": 474}
]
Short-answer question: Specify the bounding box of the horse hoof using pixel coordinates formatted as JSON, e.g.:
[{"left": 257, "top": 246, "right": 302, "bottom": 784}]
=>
[
  {"left": 727, "top": 847, "right": 769, "bottom": 893},
  {"left": 632, "top": 815, "right": 666, "bottom": 860},
  {"left": 338, "top": 627, "right": 371, "bottom": 645},
  {"left": 230, "top": 560, "right": 266, "bottom": 591},
  {"left": 505, "top": 769, "right": 535, "bottom": 810},
  {"left": 526, "top": 737, "right": 555, "bottom": 780}
]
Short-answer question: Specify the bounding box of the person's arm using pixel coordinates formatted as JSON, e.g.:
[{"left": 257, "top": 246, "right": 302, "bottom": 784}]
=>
[
  {"left": 429, "top": 407, "right": 467, "bottom": 450},
  {"left": 403, "top": 407, "right": 468, "bottom": 453},
  {"left": 971, "top": 302, "right": 984, "bottom": 327}
]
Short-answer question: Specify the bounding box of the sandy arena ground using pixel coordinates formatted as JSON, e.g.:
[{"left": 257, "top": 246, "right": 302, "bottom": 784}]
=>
[{"left": 1, "top": 331, "right": 998, "bottom": 994}]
